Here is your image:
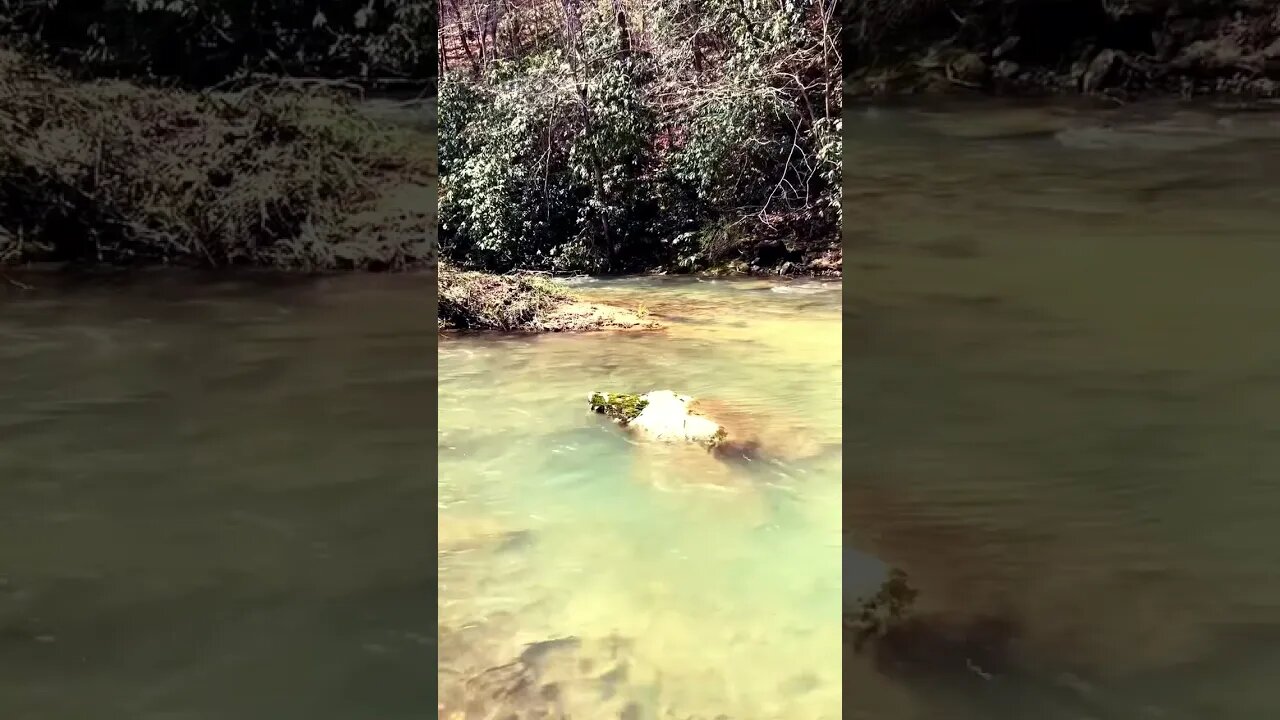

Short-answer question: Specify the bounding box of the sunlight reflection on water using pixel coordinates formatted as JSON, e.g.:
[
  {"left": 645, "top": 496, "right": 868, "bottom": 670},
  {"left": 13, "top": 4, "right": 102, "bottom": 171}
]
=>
[{"left": 438, "top": 277, "right": 843, "bottom": 719}]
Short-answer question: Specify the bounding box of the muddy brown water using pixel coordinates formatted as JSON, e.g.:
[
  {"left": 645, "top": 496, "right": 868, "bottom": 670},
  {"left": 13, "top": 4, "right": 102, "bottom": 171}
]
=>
[{"left": 846, "top": 101, "right": 1280, "bottom": 718}]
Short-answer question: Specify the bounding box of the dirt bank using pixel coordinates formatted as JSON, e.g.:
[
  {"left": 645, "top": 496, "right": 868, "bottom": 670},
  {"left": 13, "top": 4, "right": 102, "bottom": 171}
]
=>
[{"left": 847, "top": 0, "right": 1280, "bottom": 100}]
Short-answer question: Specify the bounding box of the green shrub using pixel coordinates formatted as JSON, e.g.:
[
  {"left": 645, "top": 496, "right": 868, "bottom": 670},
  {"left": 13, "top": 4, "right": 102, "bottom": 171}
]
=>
[{"left": 439, "top": 0, "right": 840, "bottom": 274}]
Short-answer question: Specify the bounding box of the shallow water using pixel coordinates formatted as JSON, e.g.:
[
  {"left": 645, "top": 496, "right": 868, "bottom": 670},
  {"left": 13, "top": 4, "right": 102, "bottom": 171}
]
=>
[
  {"left": 0, "top": 275, "right": 433, "bottom": 719},
  {"left": 846, "top": 101, "right": 1280, "bottom": 718},
  {"left": 437, "top": 277, "right": 843, "bottom": 719}
]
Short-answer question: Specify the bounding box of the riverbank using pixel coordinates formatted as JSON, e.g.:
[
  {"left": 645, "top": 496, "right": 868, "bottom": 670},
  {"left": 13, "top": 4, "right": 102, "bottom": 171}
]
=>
[
  {"left": 706, "top": 244, "right": 843, "bottom": 279},
  {"left": 847, "top": 0, "right": 1280, "bottom": 100},
  {"left": 0, "top": 51, "right": 433, "bottom": 271},
  {"left": 437, "top": 264, "right": 657, "bottom": 332}
]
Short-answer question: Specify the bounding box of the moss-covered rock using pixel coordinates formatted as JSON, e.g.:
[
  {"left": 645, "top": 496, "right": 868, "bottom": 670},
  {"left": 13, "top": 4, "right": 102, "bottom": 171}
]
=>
[
  {"left": 590, "top": 390, "right": 728, "bottom": 449},
  {"left": 440, "top": 265, "right": 659, "bottom": 332},
  {"left": 588, "top": 392, "right": 650, "bottom": 423}
]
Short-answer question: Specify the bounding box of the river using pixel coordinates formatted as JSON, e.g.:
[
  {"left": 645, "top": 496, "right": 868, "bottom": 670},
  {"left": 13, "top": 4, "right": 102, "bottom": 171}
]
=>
[
  {"left": 9, "top": 96, "right": 1275, "bottom": 719},
  {"left": 438, "top": 276, "right": 843, "bottom": 718},
  {"left": 846, "top": 101, "right": 1280, "bottom": 719},
  {"left": 0, "top": 275, "right": 434, "bottom": 719}
]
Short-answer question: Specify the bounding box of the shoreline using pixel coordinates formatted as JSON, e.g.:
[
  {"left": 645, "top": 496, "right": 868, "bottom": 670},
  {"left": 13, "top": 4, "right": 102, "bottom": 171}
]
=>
[
  {"left": 843, "top": 87, "right": 1280, "bottom": 109},
  {"left": 846, "top": 0, "right": 1280, "bottom": 103},
  {"left": 437, "top": 265, "right": 841, "bottom": 334},
  {"left": 0, "top": 263, "right": 436, "bottom": 285},
  {"left": 0, "top": 262, "right": 837, "bottom": 281},
  {"left": 847, "top": 79, "right": 1280, "bottom": 104}
]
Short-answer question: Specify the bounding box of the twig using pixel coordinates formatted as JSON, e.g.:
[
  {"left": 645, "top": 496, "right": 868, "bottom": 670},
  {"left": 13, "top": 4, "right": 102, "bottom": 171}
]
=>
[{"left": 2, "top": 271, "right": 33, "bottom": 290}]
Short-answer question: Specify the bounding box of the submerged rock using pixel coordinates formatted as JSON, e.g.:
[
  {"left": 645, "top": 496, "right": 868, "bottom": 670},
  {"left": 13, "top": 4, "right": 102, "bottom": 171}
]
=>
[
  {"left": 438, "top": 516, "right": 532, "bottom": 555},
  {"left": 439, "top": 626, "right": 657, "bottom": 720},
  {"left": 589, "top": 390, "right": 829, "bottom": 470}
]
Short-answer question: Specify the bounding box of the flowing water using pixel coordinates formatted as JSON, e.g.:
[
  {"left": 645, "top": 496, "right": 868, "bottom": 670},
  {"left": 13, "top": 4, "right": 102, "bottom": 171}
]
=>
[
  {"left": 0, "top": 275, "right": 433, "bottom": 719},
  {"left": 846, "top": 101, "right": 1280, "bottom": 719},
  {"left": 437, "top": 277, "right": 843, "bottom": 719}
]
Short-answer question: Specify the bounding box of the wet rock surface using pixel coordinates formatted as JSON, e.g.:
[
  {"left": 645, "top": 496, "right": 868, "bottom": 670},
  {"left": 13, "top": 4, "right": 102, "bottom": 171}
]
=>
[
  {"left": 439, "top": 622, "right": 685, "bottom": 720},
  {"left": 589, "top": 390, "right": 825, "bottom": 467}
]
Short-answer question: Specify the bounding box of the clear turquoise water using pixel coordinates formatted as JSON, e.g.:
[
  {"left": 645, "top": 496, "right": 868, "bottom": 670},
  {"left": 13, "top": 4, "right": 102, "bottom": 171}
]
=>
[{"left": 438, "top": 277, "right": 843, "bottom": 719}]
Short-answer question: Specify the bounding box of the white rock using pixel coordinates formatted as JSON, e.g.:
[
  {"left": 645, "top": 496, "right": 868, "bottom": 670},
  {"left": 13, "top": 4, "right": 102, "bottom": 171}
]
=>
[{"left": 628, "top": 390, "right": 724, "bottom": 446}]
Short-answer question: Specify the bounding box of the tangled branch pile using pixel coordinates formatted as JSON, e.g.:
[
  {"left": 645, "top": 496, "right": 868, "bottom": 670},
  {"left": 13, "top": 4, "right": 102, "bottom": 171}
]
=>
[
  {"left": 0, "top": 51, "right": 433, "bottom": 269},
  {"left": 439, "top": 0, "right": 840, "bottom": 276}
]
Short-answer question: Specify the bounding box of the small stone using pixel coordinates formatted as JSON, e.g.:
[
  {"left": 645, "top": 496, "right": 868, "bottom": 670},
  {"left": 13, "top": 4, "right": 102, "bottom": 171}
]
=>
[
  {"left": 994, "top": 60, "right": 1021, "bottom": 80},
  {"left": 1070, "top": 57, "right": 1091, "bottom": 84},
  {"left": 1172, "top": 38, "right": 1247, "bottom": 72},
  {"left": 993, "top": 36, "right": 1020, "bottom": 59},
  {"left": 1082, "top": 49, "right": 1122, "bottom": 94},
  {"left": 949, "top": 53, "right": 987, "bottom": 84},
  {"left": 1248, "top": 78, "right": 1280, "bottom": 97}
]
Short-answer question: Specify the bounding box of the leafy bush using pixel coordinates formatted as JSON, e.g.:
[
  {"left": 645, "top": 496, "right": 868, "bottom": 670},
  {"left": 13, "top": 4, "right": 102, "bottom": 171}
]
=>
[{"left": 439, "top": 0, "right": 840, "bottom": 274}]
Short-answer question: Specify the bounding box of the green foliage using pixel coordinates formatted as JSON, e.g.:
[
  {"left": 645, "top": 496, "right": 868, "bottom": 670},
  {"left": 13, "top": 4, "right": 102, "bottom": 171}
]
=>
[
  {"left": 439, "top": 64, "right": 587, "bottom": 272},
  {"left": 589, "top": 392, "right": 650, "bottom": 424},
  {"left": 0, "top": 51, "right": 432, "bottom": 269},
  {"left": 439, "top": 26, "right": 659, "bottom": 273},
  {"left": 440, "top": 0, "right": 840, "bottom": 274},
  {"left": 0, "top": 0, "right": 437, "bottom": 85}
]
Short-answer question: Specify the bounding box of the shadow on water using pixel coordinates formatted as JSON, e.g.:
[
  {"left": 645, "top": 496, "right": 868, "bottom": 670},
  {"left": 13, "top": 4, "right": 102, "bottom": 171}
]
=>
[{"left": 845, "top": 102, "right": 1280, "bottom": 718}]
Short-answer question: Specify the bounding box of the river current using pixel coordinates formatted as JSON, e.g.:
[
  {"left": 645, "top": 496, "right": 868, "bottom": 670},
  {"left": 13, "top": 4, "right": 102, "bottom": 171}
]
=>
[
  {"left": 438, "top": 276, "right": 844, "bottom": 719},
  {"left": 846, "top": 101, "right": 1280, "bottom": 719}
]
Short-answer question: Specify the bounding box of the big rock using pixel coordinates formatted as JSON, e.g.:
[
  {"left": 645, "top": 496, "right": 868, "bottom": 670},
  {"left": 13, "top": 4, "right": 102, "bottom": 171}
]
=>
[{"left": 589, "top": 390, "right": 726, "bottom": 448}]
